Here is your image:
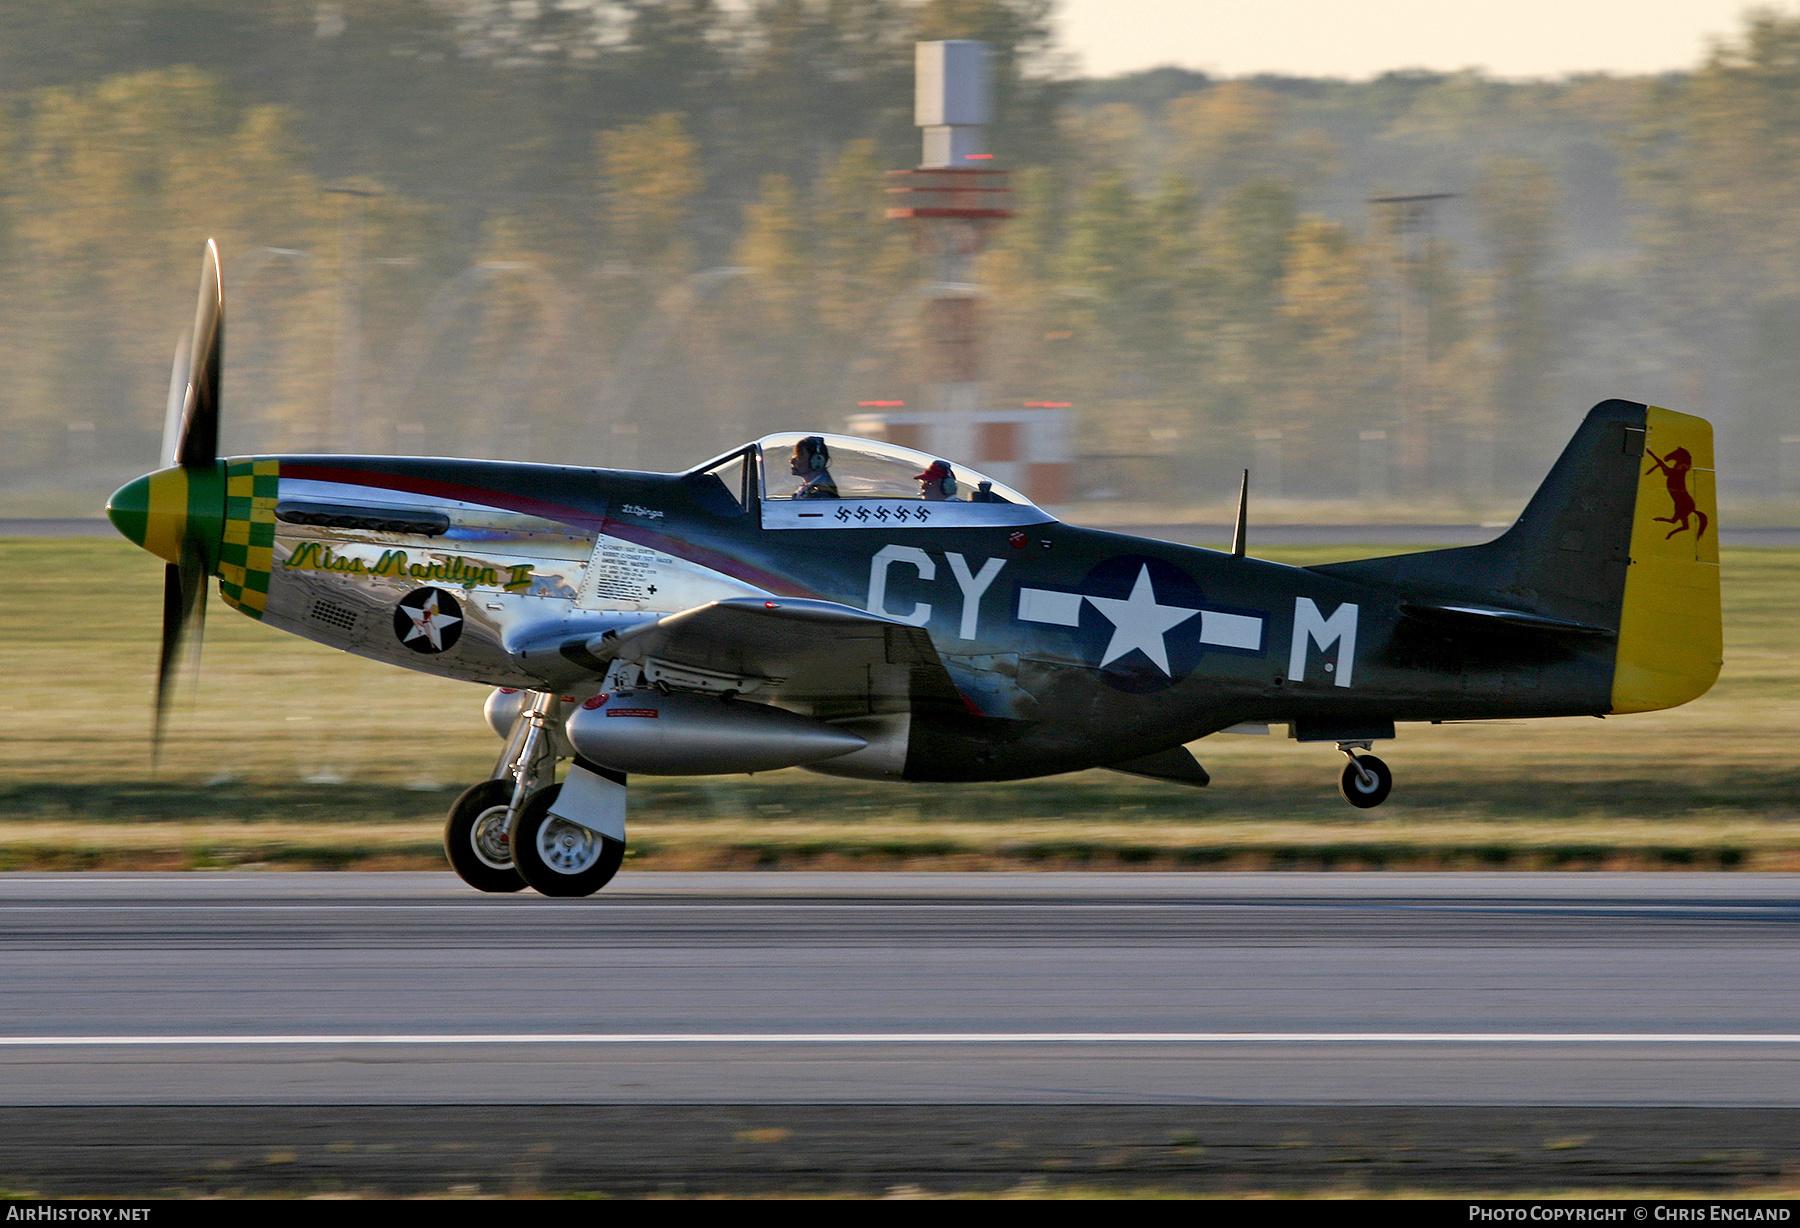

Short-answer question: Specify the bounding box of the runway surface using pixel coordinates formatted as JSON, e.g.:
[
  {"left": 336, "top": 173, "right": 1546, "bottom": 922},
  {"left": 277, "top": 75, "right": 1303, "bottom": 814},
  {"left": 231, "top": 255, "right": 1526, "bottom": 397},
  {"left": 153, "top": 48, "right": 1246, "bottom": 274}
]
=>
[{"left": 3, "top": 871, "right": 1798, "bottom": 1107}]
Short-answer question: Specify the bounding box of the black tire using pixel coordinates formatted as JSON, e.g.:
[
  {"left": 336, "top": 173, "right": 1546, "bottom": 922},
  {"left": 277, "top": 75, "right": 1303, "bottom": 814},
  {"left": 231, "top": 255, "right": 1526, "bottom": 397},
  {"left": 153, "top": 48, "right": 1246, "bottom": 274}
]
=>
[
  {"left": 510, "top": 783, "right": 626, "bottom": 898},
  {"left": 1339, "top": 754, "right": 1393, "bottom": 809},
  {"left": 443, "top": 779, "right": 528, "bottom": 893}
]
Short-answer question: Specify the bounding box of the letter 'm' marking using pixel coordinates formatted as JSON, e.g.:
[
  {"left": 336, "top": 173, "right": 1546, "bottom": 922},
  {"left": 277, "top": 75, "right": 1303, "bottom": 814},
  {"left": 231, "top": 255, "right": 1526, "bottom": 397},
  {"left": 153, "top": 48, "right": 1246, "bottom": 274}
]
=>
[{"left": 1288, "top": 597, "right": 1358, "bottom": 687}]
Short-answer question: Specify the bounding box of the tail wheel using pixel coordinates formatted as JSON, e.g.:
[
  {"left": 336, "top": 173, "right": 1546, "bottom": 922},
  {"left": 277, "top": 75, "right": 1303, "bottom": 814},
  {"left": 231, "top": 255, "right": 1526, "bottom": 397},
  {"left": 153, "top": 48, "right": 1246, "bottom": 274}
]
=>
[
  {"left": 511, "top": 783, "right": 625, "bottom": 898},
  {"left": 443, "top": 779, "right": 528, "bottom": 893},
  {"left": 1339, "top": 754, "right": 1393, "bottom": 809}
]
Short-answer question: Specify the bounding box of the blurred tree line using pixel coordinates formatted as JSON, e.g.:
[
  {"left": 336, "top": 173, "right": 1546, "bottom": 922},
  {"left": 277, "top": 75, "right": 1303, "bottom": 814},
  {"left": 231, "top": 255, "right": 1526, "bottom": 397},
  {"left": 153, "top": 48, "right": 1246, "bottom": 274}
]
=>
[{"left": 3, "top": 0, "right": 1800, "bottom": 509}]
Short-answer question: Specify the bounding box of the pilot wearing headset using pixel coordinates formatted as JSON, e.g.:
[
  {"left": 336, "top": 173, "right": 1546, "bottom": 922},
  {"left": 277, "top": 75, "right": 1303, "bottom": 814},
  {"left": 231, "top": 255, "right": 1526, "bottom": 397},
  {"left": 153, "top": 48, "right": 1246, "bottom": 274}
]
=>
[
  {"left": 915, "top": 459, "right": 957, "bottom": 501},
  {"left": 790, "top": 436, "right": 839, "bottom": 499}
]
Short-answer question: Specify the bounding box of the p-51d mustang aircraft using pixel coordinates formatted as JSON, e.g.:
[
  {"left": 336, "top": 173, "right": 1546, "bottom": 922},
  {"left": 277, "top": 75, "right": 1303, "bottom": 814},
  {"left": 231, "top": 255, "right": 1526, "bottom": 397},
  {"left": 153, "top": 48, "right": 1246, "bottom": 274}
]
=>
[{"left": 109, "top": 243, "right": 1723, "bottom": 896}]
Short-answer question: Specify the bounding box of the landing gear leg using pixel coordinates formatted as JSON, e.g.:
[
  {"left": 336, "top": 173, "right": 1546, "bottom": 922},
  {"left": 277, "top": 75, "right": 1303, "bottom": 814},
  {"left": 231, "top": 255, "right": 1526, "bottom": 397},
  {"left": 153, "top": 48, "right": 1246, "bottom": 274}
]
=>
[
  {"left": 504, "top": 663, "right": 637, "bottom": 898},
  {"left": 443, "top": 691, "right": 561, "bottom": 893},
  {"left": 1336, "top": 741, "right": 1392, "bottom": 809}
]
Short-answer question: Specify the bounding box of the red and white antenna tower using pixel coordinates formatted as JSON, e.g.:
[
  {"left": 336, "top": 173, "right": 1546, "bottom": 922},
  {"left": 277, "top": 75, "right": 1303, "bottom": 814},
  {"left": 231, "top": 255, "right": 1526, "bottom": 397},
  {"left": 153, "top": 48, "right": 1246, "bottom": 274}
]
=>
[
  {"left": 854, "top": 42, "right": 1070, "bottom": 504},
  {"left": 886, "top": 41, "right": 1011, "bottom": 416}
]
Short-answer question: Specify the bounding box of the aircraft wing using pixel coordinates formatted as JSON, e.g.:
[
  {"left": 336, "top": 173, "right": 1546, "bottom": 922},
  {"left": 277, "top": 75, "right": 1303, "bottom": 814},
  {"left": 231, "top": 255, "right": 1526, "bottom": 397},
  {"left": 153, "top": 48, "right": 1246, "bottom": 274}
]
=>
[{"left": 573, "top": 597, "right": 964, "bottom": 721}]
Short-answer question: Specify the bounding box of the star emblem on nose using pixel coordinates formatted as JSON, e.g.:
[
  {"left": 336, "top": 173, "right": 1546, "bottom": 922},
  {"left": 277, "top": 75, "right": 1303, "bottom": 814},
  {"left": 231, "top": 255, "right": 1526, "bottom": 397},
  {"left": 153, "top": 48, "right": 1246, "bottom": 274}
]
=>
[{"left": 393, "top": 587, "right": 464, "bottom": 654}]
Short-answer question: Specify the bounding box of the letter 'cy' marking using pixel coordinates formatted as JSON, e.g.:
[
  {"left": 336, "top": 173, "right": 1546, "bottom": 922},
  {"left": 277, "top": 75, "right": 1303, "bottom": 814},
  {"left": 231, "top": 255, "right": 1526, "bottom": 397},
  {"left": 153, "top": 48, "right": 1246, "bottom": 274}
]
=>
[
  {"left": 867, "top": 544, "right": 935, "bottom": 626},
  {"left": 1288, "top": 597, "right": 1358, "bottom": 687},
  {"left": 945, "top": 553, "right": 1006, "bottom": 640}
]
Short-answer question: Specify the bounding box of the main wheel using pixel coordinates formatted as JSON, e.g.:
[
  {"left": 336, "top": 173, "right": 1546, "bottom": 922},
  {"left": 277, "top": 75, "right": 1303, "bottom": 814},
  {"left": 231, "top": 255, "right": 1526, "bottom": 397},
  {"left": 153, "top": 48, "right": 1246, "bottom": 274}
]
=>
[
  {"left": 510, "top": 783, "right": 625, "bottom": 898},
  {"left": 443, "top": 779, "right": 528, "bottom": 893},
  {"left": 1339, "top": 754, "right": 1393, "bottom": 809}
]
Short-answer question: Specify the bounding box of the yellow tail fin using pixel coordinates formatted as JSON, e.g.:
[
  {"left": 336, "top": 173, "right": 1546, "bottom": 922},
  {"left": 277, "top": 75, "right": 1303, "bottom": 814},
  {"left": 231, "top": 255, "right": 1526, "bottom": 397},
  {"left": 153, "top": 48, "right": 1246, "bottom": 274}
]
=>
[{"left": 1610, "top": 406, "right": 1722, "bottom": 713}]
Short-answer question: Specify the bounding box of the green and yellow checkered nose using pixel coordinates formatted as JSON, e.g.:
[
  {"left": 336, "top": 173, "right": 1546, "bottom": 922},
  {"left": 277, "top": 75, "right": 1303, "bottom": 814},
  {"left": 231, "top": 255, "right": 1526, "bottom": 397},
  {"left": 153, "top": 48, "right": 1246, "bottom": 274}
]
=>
[{"left": 106, "top": 462, "right": 226, "bottom": 571}]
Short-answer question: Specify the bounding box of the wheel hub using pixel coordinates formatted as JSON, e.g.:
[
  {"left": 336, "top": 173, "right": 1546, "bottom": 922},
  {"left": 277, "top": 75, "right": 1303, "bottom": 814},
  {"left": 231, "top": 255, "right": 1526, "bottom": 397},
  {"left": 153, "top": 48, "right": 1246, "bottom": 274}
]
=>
[
  {"left": 537, "top": 817, "right": 602, "bottom": 874},
  {"left": 469, "top": 805, "right": 513, "bottom": 870}
]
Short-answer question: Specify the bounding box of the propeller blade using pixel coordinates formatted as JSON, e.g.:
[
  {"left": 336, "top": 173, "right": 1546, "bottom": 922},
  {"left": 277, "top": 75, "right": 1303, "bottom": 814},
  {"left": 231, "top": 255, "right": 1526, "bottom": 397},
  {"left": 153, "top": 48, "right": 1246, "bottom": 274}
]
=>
[
  {"left": 147, "top": 240, "right": 225, "bottom": 761},
  {"left": 183, "top": 537, "right": 208, "bottom": 696},
  {"left": 160, "top": 329, "right": 192, "bottom": 469},
  {"left": 152, "top": 540, "right": 208, "bottom": 765},
  {"left": 153, "top": 564, "right": 182, "bottom": 763},
  {"left": 174, "top": 239, "right": 223, "bottom": 468}
]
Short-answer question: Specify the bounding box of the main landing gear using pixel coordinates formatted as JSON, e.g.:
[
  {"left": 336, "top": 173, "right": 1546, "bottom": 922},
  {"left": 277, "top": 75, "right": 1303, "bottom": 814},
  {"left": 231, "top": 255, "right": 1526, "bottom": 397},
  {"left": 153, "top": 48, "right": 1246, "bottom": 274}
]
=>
[
  {"left": 1336, "top": 741, "right": 1393, "bottom": 809},
  {"left": 510, "top": 783, "right": 626, "bottom": 898},
  {"left": 443, "top": 779, "right": 528, "bottom": 893},
  {"left": 443, "top": 690, "right": 627, "bottom": 898}
]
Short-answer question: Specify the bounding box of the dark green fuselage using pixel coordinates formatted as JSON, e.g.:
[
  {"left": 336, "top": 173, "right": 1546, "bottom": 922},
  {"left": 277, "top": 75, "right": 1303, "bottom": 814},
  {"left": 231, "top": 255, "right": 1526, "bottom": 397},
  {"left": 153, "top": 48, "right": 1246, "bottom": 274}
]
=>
[{"left": 106, "top": 441, "right": 1621, "bottom": 783}]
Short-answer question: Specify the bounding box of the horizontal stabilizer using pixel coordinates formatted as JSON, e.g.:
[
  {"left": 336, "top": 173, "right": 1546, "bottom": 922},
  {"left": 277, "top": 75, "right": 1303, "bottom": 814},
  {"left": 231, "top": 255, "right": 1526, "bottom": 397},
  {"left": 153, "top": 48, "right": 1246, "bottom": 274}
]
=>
[
  {"left": 1105, "top": 744, "right": 1210, "bottom": 788},
  {"left": 1399, "top": 602, "right": 1614, "bottom": 638}
]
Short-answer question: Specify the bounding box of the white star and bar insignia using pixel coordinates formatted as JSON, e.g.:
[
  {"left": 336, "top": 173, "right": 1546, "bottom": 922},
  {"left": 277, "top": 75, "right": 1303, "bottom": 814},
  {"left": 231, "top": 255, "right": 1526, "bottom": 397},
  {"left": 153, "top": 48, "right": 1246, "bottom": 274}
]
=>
[{"left": 1016, "top": 563, "right": 1267, "bottom": 679}]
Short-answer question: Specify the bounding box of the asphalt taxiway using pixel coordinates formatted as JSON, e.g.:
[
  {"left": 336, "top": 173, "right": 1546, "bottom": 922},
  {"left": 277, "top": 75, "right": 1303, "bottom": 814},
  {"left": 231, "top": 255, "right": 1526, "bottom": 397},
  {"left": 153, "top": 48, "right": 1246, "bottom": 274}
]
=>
[{"left": 2, "top": 871, "right": 1797, "bottom": 1107}]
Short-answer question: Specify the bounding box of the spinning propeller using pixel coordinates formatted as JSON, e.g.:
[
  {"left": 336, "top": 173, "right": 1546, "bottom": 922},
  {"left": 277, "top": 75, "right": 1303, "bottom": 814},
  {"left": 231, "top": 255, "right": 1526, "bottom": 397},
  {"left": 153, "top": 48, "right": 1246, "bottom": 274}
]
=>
[{"left": 107, "top": 240, "right": 227, "bottom": 760}]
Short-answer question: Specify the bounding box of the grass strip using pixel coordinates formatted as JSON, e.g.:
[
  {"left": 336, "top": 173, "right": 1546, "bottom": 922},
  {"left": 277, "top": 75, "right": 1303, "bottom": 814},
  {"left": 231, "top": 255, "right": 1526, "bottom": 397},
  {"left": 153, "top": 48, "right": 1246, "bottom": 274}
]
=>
[{"left": 0, "top": 816, "right": 1785, "bottom": 872}]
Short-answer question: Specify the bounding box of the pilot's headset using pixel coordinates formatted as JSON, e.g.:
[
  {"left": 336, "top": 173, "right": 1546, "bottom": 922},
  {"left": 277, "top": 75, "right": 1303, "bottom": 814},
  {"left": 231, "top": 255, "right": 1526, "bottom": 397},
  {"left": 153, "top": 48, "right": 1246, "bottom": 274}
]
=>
[
  {"left": 797, "top": 436, "right": 830, "bottom": 472},
  {"left": 916, "top": 459, "right": 956, "bottom": 498}
]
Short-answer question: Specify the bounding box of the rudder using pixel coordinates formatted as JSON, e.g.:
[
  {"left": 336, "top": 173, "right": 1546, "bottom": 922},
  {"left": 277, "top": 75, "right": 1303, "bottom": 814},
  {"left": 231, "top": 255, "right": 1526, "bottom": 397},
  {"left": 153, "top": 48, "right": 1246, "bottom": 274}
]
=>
[{"left": 1611, "top": 406, "right": 1721, "bottom": 713}]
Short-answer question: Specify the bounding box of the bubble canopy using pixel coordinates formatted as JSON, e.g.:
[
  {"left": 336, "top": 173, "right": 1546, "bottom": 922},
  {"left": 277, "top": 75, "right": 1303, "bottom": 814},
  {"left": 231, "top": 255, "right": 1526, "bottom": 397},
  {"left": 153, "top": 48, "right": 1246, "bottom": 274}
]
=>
[
  {"left": 682, "top": 434, "right": 1053, "bottom": 530},
  {"left": 752, "top": 432, "right": 1034, "bottom": 506}
]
